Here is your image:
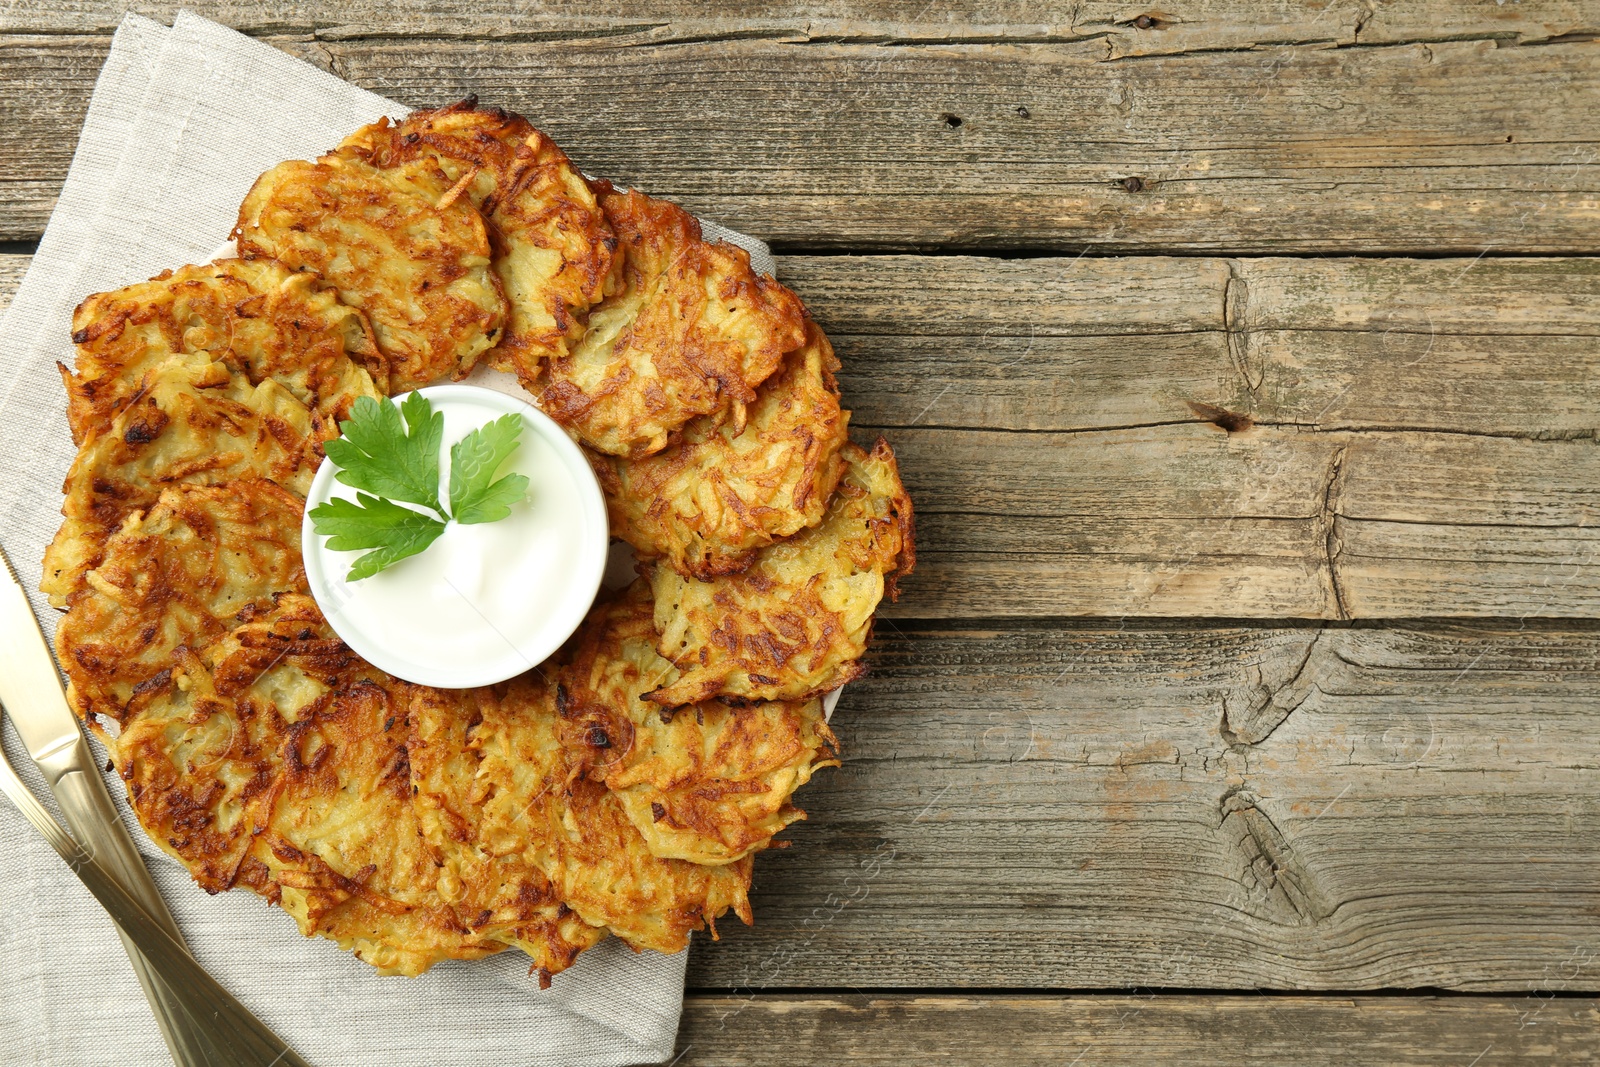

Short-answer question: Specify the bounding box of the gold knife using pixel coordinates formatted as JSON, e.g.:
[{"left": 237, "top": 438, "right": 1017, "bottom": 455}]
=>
[{"left": 0, "top": 543, "right": 308, "bottom": 1066}]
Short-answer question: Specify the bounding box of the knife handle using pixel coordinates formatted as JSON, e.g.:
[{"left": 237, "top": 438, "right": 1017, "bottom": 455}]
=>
[{"left": 55, "top": 760, "right": 240, "bottom": 1067}]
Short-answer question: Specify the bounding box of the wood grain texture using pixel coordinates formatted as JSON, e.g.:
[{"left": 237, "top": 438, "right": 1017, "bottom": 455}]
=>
[
  {"left": 800, "top": 255, "right": 1600, "bottom": 436},
  {"left": 682, "top": 619, "right": 1600, "bottom": 990},
  {"left": 12, "top": 252, "right": 1600, "bottom": 437},
  {"left": 893, "top": 425, "right": 1600, "bottom": 619},
  {"left": 4, "top": 30, "right": 1600, "bottom": 252},
  {"left": 0, "top": 255, "right": 25, "bottom": 302},
  {"left": 6, "top": 0, "right": 1597, "bottom": 48},
  {"left": 818, "top": 254, "right": 1600, "bottom": 619},
  {"left": 676, "top": 994, "right": 1600, "bottom": 1065},
  {"left": 10, "top": 252, "right": 1600, "bottom": 620}
]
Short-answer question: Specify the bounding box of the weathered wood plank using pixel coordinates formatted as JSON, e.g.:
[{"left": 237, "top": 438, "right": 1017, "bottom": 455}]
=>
[
  {"left": 5, "top": 33, "right": 1600, "bottom": 253},
  {"left": 0, "top": 254, "right": 25, "bottom": 303},
  {"left": 676, "top": 993, "right": 1600, "bottom": 1065},
  {"left": 0, "top": 35, "right": 99, "bottom": 238},
  {"left": 893, "top": 425, "right": 1600, "bottom": 619},
  {"left": 893, "top": 424, "right": 1337, "bottom": 618},
  {"left": 7, "top": 0, "right": 1597, "bottom": 50},
  {"left": 825, "top": 254, "right": 1600, "bottom": 619},
  {"left": 684, "top": 620, "right": 1600, "bottom": 990},
  {"left": 795, "top": 255, "right": 1600, "bottom": 436}
]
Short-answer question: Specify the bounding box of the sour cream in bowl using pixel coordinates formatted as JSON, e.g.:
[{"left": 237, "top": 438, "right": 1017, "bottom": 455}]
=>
[{"left": 302, "top": 383, "right": 608, "bottom": 688}]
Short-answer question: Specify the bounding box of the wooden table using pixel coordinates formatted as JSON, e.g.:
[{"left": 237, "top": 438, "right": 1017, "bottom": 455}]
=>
[{"left": 5, "top": 3, "right": 1600, "bottom": 1062}]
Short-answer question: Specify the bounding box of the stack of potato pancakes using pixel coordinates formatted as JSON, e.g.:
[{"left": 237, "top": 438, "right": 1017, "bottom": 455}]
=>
[{"left": 43, "top": 101, "right": 914, "bottom": 983}]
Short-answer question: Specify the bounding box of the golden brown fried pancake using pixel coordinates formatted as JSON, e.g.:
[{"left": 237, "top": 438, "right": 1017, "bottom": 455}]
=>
[
  {"left": 41, "top": 355, "right": 364, "bottom": 607},
  {"left": 339, "top": 101, "right": 616, "bottom": 383},
  {"left": 557, "top": 582, "right": 839, "bottom": 865},
  {"left": 545, "top": 776, "right": 754, "bottom": 951},
  {"left": 407, "top": 681, "right": 607, "bottom": 984},
  {"left": 407, "top": 673, "right": 755, "bottom": 963},
  {"left": 63, "top": 257, "right": 381, "bottom": 442},
  {"left": 211, "top": 604, "right": 510, "bottom": 976},
  {"left": 598, "top": 321, "right": 849, "bottom": 579},
  {"left": 647, "top": 439, "right": 915, "bottom": 707},
  {"left": 56, "top": 479, "right": 310, "bottom": 728},
  {"left": 255, "top": 665, "right": 506, "bottom": 976},
  {"left": 236, "top": 153, "right": 506, "bottom": 391},
  {"left": 113, "top": 594, "right": 352, "bottom": 897},
  {"left": 113, "top": 640, "right": 289, "bottom": 896},
  {"left": 541, "top": 188, "right": 807, "bottom": 458}
]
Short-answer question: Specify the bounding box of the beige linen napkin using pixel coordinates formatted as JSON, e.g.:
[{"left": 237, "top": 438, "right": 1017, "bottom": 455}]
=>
[{"left": 0, "top": 11, "right": 779, "bottom": 1065}]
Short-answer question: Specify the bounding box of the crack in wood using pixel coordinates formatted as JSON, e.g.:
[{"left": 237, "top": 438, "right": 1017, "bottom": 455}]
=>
[
  {"left": 1351, "top": 2, "right": 1374, "bottom": 45},
  {"left": 1248, "top": 422, "right": 1600, "bottom": 443},
  {"left": 858, "top": 419, "right": 1596, "bottom": 443},
  {"left": 1222, "top": 259, "right": 1263, "bottom": 404},
  {"left": 1219, "top": 626, "right": 1330, "bottom": 746},
  {"left": 1186, "top": 400, "right": 1254, "bottom": 434},
  {"left": 1317, "top": 446, "right": 1351, "bottom": 620}
]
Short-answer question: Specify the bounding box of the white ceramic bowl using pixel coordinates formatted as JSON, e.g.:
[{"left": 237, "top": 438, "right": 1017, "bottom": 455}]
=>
[{"left": 302, "top": 383, "right": 609, "bottom": 688}]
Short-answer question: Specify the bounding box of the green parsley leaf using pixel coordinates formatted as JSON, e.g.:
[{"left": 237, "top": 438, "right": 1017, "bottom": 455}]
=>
[
  {"left": 308, "top": 493, "right": 447, "bottom": 582},
  {"left": 312, "top": 393, "right": 535, "bottom": 580},
  {"left": 323, "top": 392, "right": 445, "bottom": 513},
  {"left": 448, "top": 412, "right": 530, "bottom": 525}
]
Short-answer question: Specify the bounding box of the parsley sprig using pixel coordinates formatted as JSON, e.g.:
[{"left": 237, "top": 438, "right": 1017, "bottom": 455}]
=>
[{"left": 310, "top": 393, "right": 531, "bottom": 581}]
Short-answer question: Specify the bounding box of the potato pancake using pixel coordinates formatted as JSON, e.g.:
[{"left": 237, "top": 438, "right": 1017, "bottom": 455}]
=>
[
  {"left": 42, "top": 355, "right": 364, "bottom": 607},
  {"left": 236, "top": 153, "right": 506, "bottom": 390},
  {"left": 541, "top": 188, "right": 807, "bottom": 457},
  {"left": 406, "top": 681, "right": 607, "bottom": 984},
  {"left": 254, "top": 661, "right": 507, "bottom": 976},
  {"left": 338, "top": 101, "right": 617, "bottom": 384},
  {"left": 63, "top": 257, "right": 381, "bottom": 443},
  {"left": 556, "top": 582, "right": 840, "bottom": 865},
  {"left": 598, "top": 321, "right": 849, "bottom": 579},
  {"left": 114, "top": 593, "right": 351, "bottom": 895},
  {"left": 647, "top": 439, "right": 916, "bottom": 707},
  {"left": 406, "top": 674, "right": 756, "bottom": 967},
  {"left": 56, "top": 479, "right": 309, "bottom": 729}
]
